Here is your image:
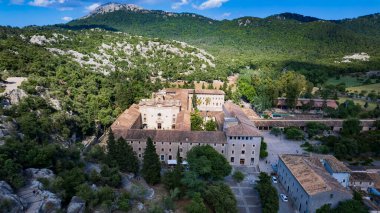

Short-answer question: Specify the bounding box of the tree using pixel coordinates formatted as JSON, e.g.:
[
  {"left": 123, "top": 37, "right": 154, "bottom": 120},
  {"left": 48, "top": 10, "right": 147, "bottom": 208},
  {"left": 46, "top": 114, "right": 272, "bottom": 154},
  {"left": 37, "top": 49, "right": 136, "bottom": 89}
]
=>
[
  {"left": 232, "top": 171, "right": 245, "bottom": 183},
  {"left": 255, "top": 173, "right": 279, "bottom": 213},
  {"left": 332, "top": 200, "right": 367, "bottom": 213},
  {"left": 181, "top": 171, "right": 206, "bottom": 197},
  {"left": 187, "top": 145, "right": 231, "bottom": 181},
  {"left": 260, "top": 140, "right": 268, "bottom": 158},
  {"left": 163, "top": 148, "right": 183, "bottom": 192},
  {"left": 284, "top": 127, "right": 304, "bottom": 140},
  {"left": 115, "top": 137, "right": 139, "bottom": 174},
  {"left": 185, "top": 192, "right": 207, "bottom": 213},
  {"left": 342, "top": 118, "right": 361, "bottom": 136},
  {"left": 106, "top": 129, "right": 117, "bottom": 166},
  {"left": 142, "top": 137, "right": 161, "bottom": 185},
  {"left": 204, "top": 183, "right": 237, "bottom": 213},
  {"left": 204, "top": 119, "right": 217, "bottom": 131},
  {"left": 192, "top": 93, "right": 198, "bottom": 110},
  {"left": 190, "top": 111, "right": 203, "bottom": 131},
  {"left": 270, "top": 127, "right": 282, "bottom": 137},
  {"left": 306, "top": 122, "right": 329, "bottom": 138},
  {"left": 280, "top": 71, "right": 307, "bottom": 109}
]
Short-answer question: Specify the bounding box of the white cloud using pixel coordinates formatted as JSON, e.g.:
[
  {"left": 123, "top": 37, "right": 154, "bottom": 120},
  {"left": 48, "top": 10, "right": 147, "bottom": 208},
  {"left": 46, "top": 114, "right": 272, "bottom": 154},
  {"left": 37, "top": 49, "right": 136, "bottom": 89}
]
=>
[
  {"left": 193, "top": 0, "right": 228, "bottom": 10},
  {"left": 221, "top": 12, "right": 231, "bottom": 18},
  {"left": 62, "top": 16, "right": 73, "bottom": 21},
  {"left": 28, "top": 0, "right": 64, "bottom": 7},
  {"left": 85, "top": 3, "right": 100, "bottom": 12},
  {"left": 11, "top": 0, "right": 24, "bottom": 5},
  {"left": 171, "top": 0, "right": 189, "bottom": 10}
]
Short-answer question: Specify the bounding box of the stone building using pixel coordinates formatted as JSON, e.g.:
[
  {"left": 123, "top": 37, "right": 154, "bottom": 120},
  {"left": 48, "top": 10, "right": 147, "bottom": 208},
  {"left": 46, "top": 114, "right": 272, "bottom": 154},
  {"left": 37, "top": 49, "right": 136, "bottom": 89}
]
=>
[
  {"left": 111, "top": 88, "right": 261, "bottom": 167},
  {"left": 277, "top": 154, "right": 352, "bottom": 213}
]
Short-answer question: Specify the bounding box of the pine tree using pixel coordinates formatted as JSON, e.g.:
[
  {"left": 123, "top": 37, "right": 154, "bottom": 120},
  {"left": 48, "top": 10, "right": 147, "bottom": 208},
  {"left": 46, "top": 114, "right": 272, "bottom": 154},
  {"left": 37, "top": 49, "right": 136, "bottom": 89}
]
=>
[
  {"left": 106, "top": 129, "right": 117, "bottom": 166},
  {"left": 116, "top": 137, "right": 139, "bottom": 174},
  {"left": 142, "top": 137, "right": 161, "bottom": 185}
]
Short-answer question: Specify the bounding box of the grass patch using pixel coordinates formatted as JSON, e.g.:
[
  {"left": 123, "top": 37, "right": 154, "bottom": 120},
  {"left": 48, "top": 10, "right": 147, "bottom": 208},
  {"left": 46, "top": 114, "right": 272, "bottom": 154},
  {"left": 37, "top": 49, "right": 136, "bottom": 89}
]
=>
[
  {"left": 347, "top": 83, "right": 380, "bottom": 94},
  {"left": 326, "top": 76, "right": 363, "bottom": 87},
  {"left": 338, "top": 97, "right": 377, "bottom": 111}
]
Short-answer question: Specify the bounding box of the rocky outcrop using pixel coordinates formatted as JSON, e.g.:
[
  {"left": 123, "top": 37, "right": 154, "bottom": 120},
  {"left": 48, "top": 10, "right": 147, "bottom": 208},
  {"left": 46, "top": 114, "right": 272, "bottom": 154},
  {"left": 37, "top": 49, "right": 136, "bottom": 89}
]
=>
[
  {"left": 25, "top": 168, "right": 55, "bottom": 180},
  {"left": 7, "top": 88, "right": 27, "bottom": 105},
  {"left": 67, "top": 196, "right": 86, "bottom": 213},
  {"left": 0, "top": 181, "right": 25, "bottom": 213}
]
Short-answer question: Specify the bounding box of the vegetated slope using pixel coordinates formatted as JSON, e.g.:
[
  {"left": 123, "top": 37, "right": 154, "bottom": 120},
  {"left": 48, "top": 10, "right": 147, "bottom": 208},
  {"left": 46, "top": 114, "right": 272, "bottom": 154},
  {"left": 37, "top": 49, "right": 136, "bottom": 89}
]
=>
[
  {"left": 67, "top": 3, "right": 380, "bottom": 74},
  {"left": 0, "top": 26, "right": 220, "bottom": 137}
]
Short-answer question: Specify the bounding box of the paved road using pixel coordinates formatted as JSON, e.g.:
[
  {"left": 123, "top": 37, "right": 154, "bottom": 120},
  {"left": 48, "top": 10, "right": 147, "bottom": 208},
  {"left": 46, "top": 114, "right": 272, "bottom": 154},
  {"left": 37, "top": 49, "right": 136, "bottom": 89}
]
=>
[
  {"left": 226, "top": 176, "right": 262, "bottom": 213},
  {"left": 272, "top": 181, "right": 296, "bottom": 213}
]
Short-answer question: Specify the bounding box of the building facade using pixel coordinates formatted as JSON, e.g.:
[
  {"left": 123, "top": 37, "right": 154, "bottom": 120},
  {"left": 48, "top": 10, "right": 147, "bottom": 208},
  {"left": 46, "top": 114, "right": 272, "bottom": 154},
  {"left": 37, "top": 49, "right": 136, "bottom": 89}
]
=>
[
  {"left": 277, "top": 154, "right": 352, "bottom": 213},
  {"left": 111, "top": 89, "right": 261, "bottom": 167}
]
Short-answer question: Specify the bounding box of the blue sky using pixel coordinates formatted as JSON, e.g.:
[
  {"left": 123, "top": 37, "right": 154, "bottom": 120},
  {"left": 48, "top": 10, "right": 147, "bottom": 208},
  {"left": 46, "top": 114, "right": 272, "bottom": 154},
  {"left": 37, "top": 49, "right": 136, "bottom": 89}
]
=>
[{"left": 1, "top": 0, "right": 380, "bottom": 27}]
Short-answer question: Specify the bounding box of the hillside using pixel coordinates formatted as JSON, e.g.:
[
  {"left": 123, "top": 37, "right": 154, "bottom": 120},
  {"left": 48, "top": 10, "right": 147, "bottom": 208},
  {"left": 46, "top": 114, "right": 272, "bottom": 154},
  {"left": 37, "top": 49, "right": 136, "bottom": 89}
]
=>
[
  {"left": 67, "top": 3, "right": 380, "bottom": 77},
  {"left": 0, "top": 26, "right": 221, "bottom": 138}
]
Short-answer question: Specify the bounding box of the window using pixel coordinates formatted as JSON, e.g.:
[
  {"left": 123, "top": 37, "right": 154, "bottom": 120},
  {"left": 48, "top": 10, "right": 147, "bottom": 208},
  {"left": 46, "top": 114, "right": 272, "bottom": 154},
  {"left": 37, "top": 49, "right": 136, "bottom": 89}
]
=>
[
  {"left": 162, "top": 142, "right": 164, "bottom": 145},
  {"left": 138, "top": 148, "right": 141, "bottom": 151},
  {"left": 138, "top": 154, "right": 141, "bottom": 157},
  {"left": 169, "top": 142, "right": 171, "bottom": 145},
  {"left": 242, "top": 150, "right": 245, "bottom": 154},
  {"left": 158, "top": 113, "right": 162, "bottom": 117},
  {"left": 234, "top": 137, "right": 237, "bottom": 140},
  {"left": 180, "top": 142, "right": 182, "bottom": 145},
  {"left": 240, "top": 159, "right": 245, "bottom": 165},
  {"left": 246, "top": 137, "right": 249, "bottom": 140},
  {"left": 214, "top": 143, "right": 216, "bottom": 146},
  {"left": 180, "top": 148, "right": 183, "bottom": 152},
  {"left": 229, "top": 136, "right": 232, "bottom": 140},
  {"left": 232, "top": 150, "right": 234, "bottom": 154},
  {"left": 190, "top": 143, "right": 192, "bottom": 146},
  {"left": 252, "top": 151, "right": 255, "bottom": 154},
  {"left": 232, "top": 144, "right": 235, "bottom": 147},
  {"left": 161, "top": 148, "right": 164, "bottom": 152},
  {"left": 253, "top": 145, "right": 255, "bottom": 147},
  {"left": 230, "top": 157, "right": 234, "bottom": 163},
  {"left": 222, "top": 144, "right": 224, "bottom": 147},
  {"left": 222, "top": 150, "right": 224, "bottom": 153},
  {"left": 243, "top": 144, "right": 245, "bottom": 147},
  {"left": 169, "top": 149, "right": 171, "bottom": 152},
  {"left": 169, "top": 155, "right": 172, "bottom": 160},
  {"left": 330, "top": 194, "right": 333, "bottom": 198},
  {"left": 238, "top": 137, "right": 240, "bottom": 140},
  {"left": 160, "top": 155, "right": 165, "bottom": 161}
]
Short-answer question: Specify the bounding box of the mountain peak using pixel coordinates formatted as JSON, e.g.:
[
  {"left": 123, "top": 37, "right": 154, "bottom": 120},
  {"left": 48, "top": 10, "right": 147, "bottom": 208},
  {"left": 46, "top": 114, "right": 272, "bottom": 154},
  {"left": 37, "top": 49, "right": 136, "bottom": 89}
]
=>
[
  {"left": 269, "top": 13, "right": 321, "bottom": 22},
  {"left": 83, "top": 2, "right": 143, "bottom": 19}
]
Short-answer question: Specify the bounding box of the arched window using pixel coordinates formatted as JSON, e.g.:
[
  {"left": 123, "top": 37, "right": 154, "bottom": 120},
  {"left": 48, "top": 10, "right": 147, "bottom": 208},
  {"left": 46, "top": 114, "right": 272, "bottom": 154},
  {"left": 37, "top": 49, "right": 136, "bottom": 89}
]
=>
[{"left": 158, "top": 113, "right": 162, "bottom": 117}]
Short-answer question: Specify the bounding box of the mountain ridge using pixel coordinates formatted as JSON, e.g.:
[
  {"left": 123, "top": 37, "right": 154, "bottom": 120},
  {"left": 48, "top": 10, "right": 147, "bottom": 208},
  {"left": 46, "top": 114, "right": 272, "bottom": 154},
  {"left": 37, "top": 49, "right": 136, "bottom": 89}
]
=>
[{"left": 79, "top": 2, "right": 380, "bottom": 23}]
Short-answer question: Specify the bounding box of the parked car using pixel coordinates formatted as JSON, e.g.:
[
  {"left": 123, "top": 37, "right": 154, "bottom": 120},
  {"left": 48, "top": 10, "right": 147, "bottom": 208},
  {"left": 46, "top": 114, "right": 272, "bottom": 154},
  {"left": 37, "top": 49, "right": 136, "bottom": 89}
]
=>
[
  {"left": 280, "top": 194, "right": 288, "bottom": 202},
  {"left": 272, "top": 176, "right": 278, "bottom": 183}
]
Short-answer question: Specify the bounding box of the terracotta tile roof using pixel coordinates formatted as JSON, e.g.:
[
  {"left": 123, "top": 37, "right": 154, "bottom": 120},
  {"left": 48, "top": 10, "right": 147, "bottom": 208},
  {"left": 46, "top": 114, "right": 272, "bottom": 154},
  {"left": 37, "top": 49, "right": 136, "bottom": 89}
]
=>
[
  {"left": 111, "top": 104, "right": 141, "bottom": 130},
  {"left": 279, "top": 154, "right": 351, "bottom": 196},
  {"left": 223, "top": 102, "right": 262, "bottom": 137},
  {"left": 164, "top": 88, "right": 225, "bottom": 95},
  {"left": 351, "top": 172, "right": 374, "bottom": 182},
  {"left": 175, "top": 110, "right": 191, "bottom": 131},
  {"left": 368, "top": 173, "right": 380, "bottom": 188},
  {"left": 252, "top": 119, "right": 376, "bottom": 128},
  {"left": 322, "top": 155, "right": 351, "bottom": 173},
  {"left": 276, "top": 98, "right": 338, "bottom": 109},
  {"left": 113, "top": 129, "right": 227, "bottom": 144}
]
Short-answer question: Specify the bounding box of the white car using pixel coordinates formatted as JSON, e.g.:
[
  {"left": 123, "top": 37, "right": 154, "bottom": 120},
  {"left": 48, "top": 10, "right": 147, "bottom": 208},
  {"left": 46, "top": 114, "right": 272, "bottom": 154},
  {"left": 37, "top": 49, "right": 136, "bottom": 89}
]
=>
[
  {"left": 280, "top": 194, "right": 288, "bottom": 202},
  {"left": 272, "top": 176, "right": 278, "bottom": 183}
]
